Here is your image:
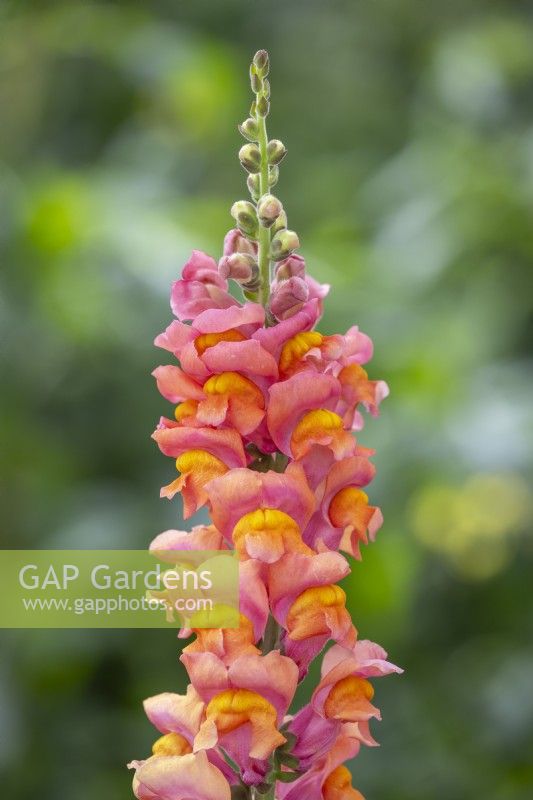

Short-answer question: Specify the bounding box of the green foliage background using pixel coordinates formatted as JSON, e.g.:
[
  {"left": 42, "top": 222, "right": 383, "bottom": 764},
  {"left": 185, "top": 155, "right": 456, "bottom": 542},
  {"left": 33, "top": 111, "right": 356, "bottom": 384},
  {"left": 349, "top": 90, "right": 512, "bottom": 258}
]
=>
[{"left": 1, "top": 1, "right": 532, "bottom": 798}]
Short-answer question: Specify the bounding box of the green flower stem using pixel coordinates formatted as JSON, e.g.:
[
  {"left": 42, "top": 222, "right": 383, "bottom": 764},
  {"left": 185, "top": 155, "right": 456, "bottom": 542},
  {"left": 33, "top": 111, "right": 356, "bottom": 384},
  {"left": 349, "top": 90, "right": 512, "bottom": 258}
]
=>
[{"left": 256, "top": 110, "right": 271, "bottom": 307}]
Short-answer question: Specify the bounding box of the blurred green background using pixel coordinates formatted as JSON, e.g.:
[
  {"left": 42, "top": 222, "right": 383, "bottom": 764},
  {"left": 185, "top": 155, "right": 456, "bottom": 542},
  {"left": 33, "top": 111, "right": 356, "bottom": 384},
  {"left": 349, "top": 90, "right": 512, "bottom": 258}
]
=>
[{"left": 1, "top": 1, "right": 532, "bottom": 798}]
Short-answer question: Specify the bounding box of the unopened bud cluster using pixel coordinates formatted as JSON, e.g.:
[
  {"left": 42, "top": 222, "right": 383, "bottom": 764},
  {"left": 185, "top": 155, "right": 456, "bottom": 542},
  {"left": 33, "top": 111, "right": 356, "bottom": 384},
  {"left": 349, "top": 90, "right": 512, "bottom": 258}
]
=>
[{"left": 220, "top": 49, "right": 305, "bottom": 313}]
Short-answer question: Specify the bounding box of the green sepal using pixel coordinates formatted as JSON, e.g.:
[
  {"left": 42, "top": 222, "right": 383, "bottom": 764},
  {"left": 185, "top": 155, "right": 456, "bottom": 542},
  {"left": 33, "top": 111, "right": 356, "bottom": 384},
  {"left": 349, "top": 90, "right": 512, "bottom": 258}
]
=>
[
  {"left": 278, "top": 730, "right": 297, "bottom": 749},
  {"left": 230, "top": 787, "right": 249, "bottom": 800},
  {"left": 256, "top": 94, "right": 269, "bottom": 117},
  {"left": 219, "top": 747, "right": 241, "bottom": 776},
  {"left": 275, "top": 770, "right": 304, "bottom": 783},
  {"left": 268, "top": 165, "right": 279, "bottom": 187},
  {"left": 277, "top": 752, "right": 300, "bottom": 770},
  {"left": 270, "top": 210, "right": 287, "bottom": 234},
  {"left": 247, "top": 173, "right": 260, "bottom": 201}
]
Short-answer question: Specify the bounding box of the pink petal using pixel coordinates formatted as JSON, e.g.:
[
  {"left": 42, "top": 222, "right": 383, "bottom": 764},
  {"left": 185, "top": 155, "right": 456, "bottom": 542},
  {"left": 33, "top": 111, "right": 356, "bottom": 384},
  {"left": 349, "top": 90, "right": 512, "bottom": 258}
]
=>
[
  {"left": 193, "top": 302, "right": 264, "bottom": 333},
  {"left": 321, "top": 641, "right": 403, "bottom": 679},
  {"left": 202, "top": 339, "right": 279, "bottom": 379},
  {"left": 306, "top": 274, "right": 330, "bottom": 301},
  {"left": 152, "top": 426, "right": 246, "bottom": 467},
  {"left": 228, "top": 651, "right": 298, "bottom": 719},
  {"left": 171, "top": 281, "right": 238, "bottom": 321},
  {"left": 152, "top": 366, "right": 204, "bottom": 404},
  {"left": 319, "top": 456, "right": 377, "bottom": 517},
  {"left": 149, "top": 526, "right": 226, "bottom": 557},
  {"left": 342, "top": 326, "right": 374, "bottom": 364},
  {"left": 180, "top": 652, "right": 229, "bottom": 701},
  {"left": 252, "top": 300, "right": 319, "bottom": 356},
  {"left": 196, "top": 395, "right": 229, "bottom": 427},
  {"left": 134, "top": 752, "right": 230, "bottom": 800},
  {"left": 206, "top": 465, "right": 315, "bottom": 541},
  {"left": 239, "top": 559, "right": 269, "bottom": 641},
  {"left": 154, "top": 320, "right": 195, "bottom": 354},
  {"left": 181, "top": 250, "right": 224, "bottom": 285},
  {"left": 268, "top": 551, "right": 351, "bottom": 625},
  {"left": 143, "top": 685, "right": 205, "bottom": 739}
]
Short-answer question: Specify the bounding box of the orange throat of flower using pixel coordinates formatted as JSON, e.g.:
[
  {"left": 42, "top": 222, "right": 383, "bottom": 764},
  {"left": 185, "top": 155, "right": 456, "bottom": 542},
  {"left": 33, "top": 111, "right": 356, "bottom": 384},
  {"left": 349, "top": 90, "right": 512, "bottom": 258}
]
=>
[
  {"left": 329, "top": 487, "right": 371, "bottom": 534},
  {"left": 286, "top": 584, "right": 350, "bottom": 640},
  {"left": 323, "top": 765, "right": 365, "bottom": 800},
  {"left": 279, "top": 331, "right": 323, "bottom": 375},
  {"left": 163, "top": 449, "right": 228, "bottom": 516},
  {"left": 203, "top": 371, "right": 264, "bottom": 405},
  {"left": 291, "top": 409, "right": 350, "bottom": 459},
  {"left": 201, "top": 688, "right": 286, "bottom": 759},
  {"left": 232, "top": 508, "right": 312, "bottom": 561},
  {"left": 323, "top": 674, "right": 376, "bottom": 722},
  {"left": 175, "top": 449, "right": 228, "bottom": 481},
  {"left": 194, "top": 329, "right": 246, "bottom": 355},
  {"left": 152, "top": 732, "right": 192, "bottom": 757}
]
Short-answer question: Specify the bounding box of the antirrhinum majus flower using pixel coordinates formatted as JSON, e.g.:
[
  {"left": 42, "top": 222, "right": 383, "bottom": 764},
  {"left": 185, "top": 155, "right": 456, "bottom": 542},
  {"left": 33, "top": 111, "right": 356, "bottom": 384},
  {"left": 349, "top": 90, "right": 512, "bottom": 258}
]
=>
[{"left": 130, "top": 49, "right": 401, "bottom": 800}]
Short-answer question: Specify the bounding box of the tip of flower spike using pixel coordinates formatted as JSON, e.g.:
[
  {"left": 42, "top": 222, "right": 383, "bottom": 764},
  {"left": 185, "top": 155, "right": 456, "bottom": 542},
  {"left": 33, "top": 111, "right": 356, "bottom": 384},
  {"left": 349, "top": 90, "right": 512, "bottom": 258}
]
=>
[{"left": 253, "top": 50, "right": 269, "bottom": 77}]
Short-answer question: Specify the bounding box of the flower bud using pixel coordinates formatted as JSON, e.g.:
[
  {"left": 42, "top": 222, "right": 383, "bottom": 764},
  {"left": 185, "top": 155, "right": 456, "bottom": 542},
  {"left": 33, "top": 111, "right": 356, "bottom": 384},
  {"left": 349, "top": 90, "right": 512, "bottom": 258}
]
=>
[
  {"left": 239, "top": 143, "right": 261, "bottom": 173},
  {"left": 267, "top": 139, "right": 287, "bottom": 165},
  {"left": 268, "top": 165, "right": 279, "bottom": 188},
  {"left": 263, "top": 78, "right": 271, "bottom": 99},
  {"left": 275, "top": 254, "right": 306, "bottom": 280},
  {"left": 247, "top": 173, "right": 260, "bottom": 201},
  {"left": 231, "top": 200, "right": 258, "bottom": 238},
  {"left": 253, "top": 50, "right": 269, "bottom": 77},
  {"left": 238, "top": 117, "right": 259, "bottom": 142},
  {"left": 270, "top": 229, "right": 300, "bottom": 261},
  {"left": 223, "top": 228, "right": 257, "bottom": 257},
  {"left": 271, "top": 209, "right": 287, "bottom": 234},
  {"left": 218, "top": 252, "right": 259, "bottom": 284},
  {"left": 270, "top": 276, "right": 309, "bottom": 320},
  {"left": 256, "top": 94, "right": 269, "bottom": 118},
  {"left": 257, "top": 194, "right": 283, "bottom": 228}
]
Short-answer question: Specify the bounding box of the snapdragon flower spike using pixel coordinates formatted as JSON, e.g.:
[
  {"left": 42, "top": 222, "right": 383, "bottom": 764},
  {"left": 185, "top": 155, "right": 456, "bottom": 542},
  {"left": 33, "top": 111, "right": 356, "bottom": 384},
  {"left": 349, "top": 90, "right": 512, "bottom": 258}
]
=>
[{"left": 132, "top": 49, "right": 400, "bottom": 799}]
